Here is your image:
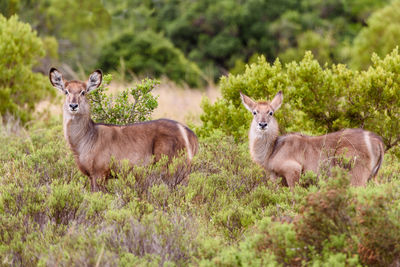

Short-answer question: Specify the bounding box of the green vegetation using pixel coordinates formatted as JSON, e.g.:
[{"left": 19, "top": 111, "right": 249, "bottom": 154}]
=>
[
  {"left": 0, "top": 119, "right": 399, "bottom": 266},
  {"left": 88, "top": 74, "right": 159, "bottom": 124},
  {"left": 351, "top": 0, "right": 400, "bottom": 69},
  {"left": 199, "top": 50, "right": 400, "bottom": 157},
  {"left": 1, "top": 0, "right": 395, "bottom": 82},
  {"left": 0, "top": 15, "right": 53, "bottom": 123},
  {"left": 1, "top": 0, "right": 400, "bottom": 266},
  {"left": 98, "top": 31, "right": 204, "bottom": 87}
]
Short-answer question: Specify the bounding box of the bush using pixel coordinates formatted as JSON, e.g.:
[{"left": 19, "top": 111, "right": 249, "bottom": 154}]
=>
[
  {"left": 351, "top": 1, "right": 400, "bottom": 69},
  {"left": 0, "top": 119, "right": 399, "bottom": 265},
  {"left": 98, "top": 30, "right": 204, "bottom": 87},
  {"left": 0, "top": 14, "right": 53, "bottom": 123},
  {"left": 88, "top": 74, "right": 159, "bottom": 124},
  {"left": 199, "top": 50, "right": 400, "bottom": 156}
]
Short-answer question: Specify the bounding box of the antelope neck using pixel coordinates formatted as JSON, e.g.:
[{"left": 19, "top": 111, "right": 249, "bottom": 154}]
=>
[
  {"left": 63, "top": 112, "right": 97, "bottom": 153},
  {"left": 249, "top": 125, "right": 279, "bottom": 165}
]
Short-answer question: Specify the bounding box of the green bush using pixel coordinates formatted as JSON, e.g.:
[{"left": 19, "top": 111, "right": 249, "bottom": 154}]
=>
[
  {"left": 351, "top": 1, "right": 400, "bottom": 69},
  {"left": 98, "top": 30, "right": 204, "bottom": 87},
  {"left": 0, "top": 14, "right": 52, "bottom": 123},
  {"left": 0, "top": 119, "right": 399, "bottom": 265},
  {"left": 199, "top": 50, "right": 400, "bottom": 156},
  {"left": 88, "top": 74, "right": 159, "bottom": 124}
]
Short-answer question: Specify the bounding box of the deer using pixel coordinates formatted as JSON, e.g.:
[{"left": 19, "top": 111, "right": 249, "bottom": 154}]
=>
[
  {"left": 240, "top": 91, "right": 385, "bottom": 187},
  {"left": 49, "top": 68, "right": 198, "bottom": 191}
]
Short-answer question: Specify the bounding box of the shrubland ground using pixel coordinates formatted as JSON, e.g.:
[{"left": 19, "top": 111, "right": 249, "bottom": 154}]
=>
[
  {"left": 1, "top": 114, "right": 399, "bottom": 266},
  {"left": 1, "top": 50, "right": 400, "bottom": 266},
  {"left": 1, "top": 5, "right": 400, "bottom": 266}
]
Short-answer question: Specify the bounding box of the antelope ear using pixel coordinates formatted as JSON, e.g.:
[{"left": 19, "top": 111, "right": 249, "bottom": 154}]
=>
[
  {"left": 270, "top": 91, "right": 283, "bottom": 111},
  {"left": 240, "top": 92, "right": 257, "bottom": 112},
  {"left": 86, "top": 70, "right": 103, "bottom": 92},
  {"left": 49, "top": 67, "right": 66, "bottom": 93}
]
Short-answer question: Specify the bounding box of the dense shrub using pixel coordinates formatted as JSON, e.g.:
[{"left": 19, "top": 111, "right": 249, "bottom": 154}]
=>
[
  {"left": 98, "top": 30, "right": 204, "bottom": 87},
  {"left": 202, "top": 170, "right": 400, "bottom": 266},
  {"left": 199, "top": 50, "right": 400, "bottom": 156},
  {"left": 0, "top": 117, "right": 399, "bottom": 265},
  {"left": 0, "top": 14, "right": 52, "bottom": 123}
]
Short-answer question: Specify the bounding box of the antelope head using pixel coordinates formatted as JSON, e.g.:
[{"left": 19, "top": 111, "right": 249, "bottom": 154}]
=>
[
  {"left": 240, "top": 91, "right": 283, "bottom": 134},
  {"left": 49, "top": 68, "right": 102, "bottom": 116}
]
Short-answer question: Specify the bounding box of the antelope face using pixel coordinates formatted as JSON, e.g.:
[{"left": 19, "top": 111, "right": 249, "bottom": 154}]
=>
[
  {"left": 240, "top": 91, "right": 283, "bottom": 132},
  {"left": 49, "top": 68, "right": 102, "bottom": 116},
  {"left": 251, "top": 102, "right": 275, "bottom": 131}
]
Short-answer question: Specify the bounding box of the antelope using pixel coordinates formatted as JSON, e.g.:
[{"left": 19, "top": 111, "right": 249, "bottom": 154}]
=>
[
  {"left": 49, "top": 68, "right": 198, "bottom": 191},
  {"left": 240, "top": 91, "right": 384, "bottom": 187}
]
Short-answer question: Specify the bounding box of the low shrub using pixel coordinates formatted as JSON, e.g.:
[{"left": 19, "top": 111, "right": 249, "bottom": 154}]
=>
[{"left": 0, "top": 117, "right": 399, "bottom": 266}]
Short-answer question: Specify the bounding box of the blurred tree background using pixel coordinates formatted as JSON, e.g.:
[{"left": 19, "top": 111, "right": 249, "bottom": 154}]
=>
[
  {"left": 1, "top": 0, "right": 400, "bottom": 132},
  {"left": 0, "top": 0, "right": 395, "bottom": 82}
]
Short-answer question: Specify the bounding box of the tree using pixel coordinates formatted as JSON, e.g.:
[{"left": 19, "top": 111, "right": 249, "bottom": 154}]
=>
[
  {"left": 17, "top": 0, "right": 111, "bottom": 71},
  {"left": 98, "top": 30, "right": 204, "bottom": 87},
  {"left": 351, "top": 1, "right": 400, "bottom": 69},
  {"left": 0, "top": 15, "right": 52, "bottom": 122}
]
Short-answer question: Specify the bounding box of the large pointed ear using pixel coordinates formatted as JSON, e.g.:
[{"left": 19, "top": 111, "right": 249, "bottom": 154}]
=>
[
  {"left": 240, "top": 92, "right": 257, "bottom": 112},
  {"left": 86, "top": 70, "right": 102, "bottom": 92},
  {"left": 49, "top": 67, "right": 66, "bottom": 93},
  {"left": 270, "top": 91, "right": 283, "bottom": 111}
]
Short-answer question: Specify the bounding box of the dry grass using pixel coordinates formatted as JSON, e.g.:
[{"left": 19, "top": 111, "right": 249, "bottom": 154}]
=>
[
  {"left": 36, "top": 78, "right": 220, "bottom": 125},
  {"left": 109, "top": 78, "right": 220, "bottom": 124}
]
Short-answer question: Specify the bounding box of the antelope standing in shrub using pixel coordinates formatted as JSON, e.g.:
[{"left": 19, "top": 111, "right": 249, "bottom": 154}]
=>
[
  {"left": 240, "top": 91, "right": 384, "bottom": 187},
  {"left": 49, "top": 68, "right": 198, "bottom": 191}
]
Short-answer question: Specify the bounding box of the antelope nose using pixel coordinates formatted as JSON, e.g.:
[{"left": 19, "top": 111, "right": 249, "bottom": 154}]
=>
[
  {"left": 69, "top": 103, "right": 78, "bottom": 110},
  {"left": 259, "top": 122, "right": 268, "bottom": 129}
]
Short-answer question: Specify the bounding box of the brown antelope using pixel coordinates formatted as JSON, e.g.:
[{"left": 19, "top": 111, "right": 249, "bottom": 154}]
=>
[
  {"left": 49, "top": 68, "right": 198, "bottom": 191},
  {"left": 240, "top": 91, "right": 384, "bottom": 187}
]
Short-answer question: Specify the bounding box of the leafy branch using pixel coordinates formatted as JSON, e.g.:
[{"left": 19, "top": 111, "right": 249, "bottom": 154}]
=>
[{"left": 88, "top": 74, "right": 159, "bottom": 125}]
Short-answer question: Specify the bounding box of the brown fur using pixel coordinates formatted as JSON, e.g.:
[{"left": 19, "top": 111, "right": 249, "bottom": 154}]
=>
[
  {"left": 240, "top": 91, "right": 384, "bottom": 187},
  {"left": 49, "top": 68, "right": 198, "bottom": 191}
]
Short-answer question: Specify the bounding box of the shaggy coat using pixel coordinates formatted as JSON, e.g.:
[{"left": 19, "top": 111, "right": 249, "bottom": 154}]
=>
[
  {"left": 50, "top": 68, "right": 198, "bottom": 191},
  {"left": 241, "top": 91, "right": 384, "bottom": 187}
]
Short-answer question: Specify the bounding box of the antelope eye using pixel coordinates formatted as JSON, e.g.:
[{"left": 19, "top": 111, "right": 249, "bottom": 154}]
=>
[
  {"left": 65, "top": 90, "right": 69, "bottom": 95},
  {"left": 253, "top": 111, "right": 257, "bottom": 115},
  {"left": 81, "top": 91, "right": 85, "bottom": 96},
  {"left": 269, "top": 111, "right": 273, "bottom": 116}
]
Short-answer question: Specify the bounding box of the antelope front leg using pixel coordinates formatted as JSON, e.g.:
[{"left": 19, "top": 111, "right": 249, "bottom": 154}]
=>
[
  {"left": 89, "top": 174, "right": 107, "bottom": 192},
  {"left": 90, "top": 175, "right": 99, "bottom": 192},
  {"left": 273, "top": 160, "right": 302, "bottom": 188}
]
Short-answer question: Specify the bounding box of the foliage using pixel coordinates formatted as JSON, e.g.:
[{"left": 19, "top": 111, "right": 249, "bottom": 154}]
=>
[
  {"left": 3, "top": 0, "right": 393, "bottom": 80},
  {"left": 351, "top": 1, "right": 400, "bottom": 69},
  {"left": 88, "top": 74, "right": 159, "bottom": 124},
  {"left": 0, "top": 14, "right": 52, "bottom": 123},
  {"left": 278, "top": 30, "right": 338, "bottom": 65},
  {"left": 1, "top": 118, "right": 399, "bottom": 265},
  {"left": 97, "top": 30, "right": 204, "bottom": 87},
  {"left": 0, "top": 0, "right": 19, "bottom": 18},
  {"left": 15, "top": 0, "right": 111, "bottom": 71},
  {"left": 199, "top": 50, "right": 400, "bottom": 156}
]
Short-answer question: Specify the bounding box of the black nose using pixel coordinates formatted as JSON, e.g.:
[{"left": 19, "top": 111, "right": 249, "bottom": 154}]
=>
[
  {"left": 69, "top": 103, "right": 78, "bottom": 110},
  {"left": 259, "top": 122, "right": 268, "bottom": 129}
]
